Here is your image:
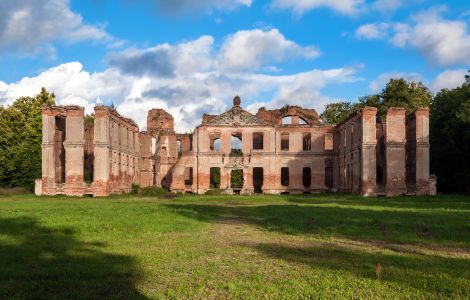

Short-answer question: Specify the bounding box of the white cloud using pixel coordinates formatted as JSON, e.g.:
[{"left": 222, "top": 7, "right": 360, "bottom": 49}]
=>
[
  {"left": 355, "top": 23, "right": 390, "bottom": 39},
  {"left": 356, "top": 6, "right": 470, "bottom": 66},
  {"left": 0, "top": 0, "right": 117, "bottom": 56},
  {"left": 369, "top": 72, "right": 422, "bottom": 93},
  {"left": 219, "top": 29, "right": 320, "bottom": 70},
  {"left": 432, "top": 69, "right": 468, "bottom": 92},
  {"left": 270, "top": 0, "right": 365, "bottom": 16},
  {"left": 371, "top": 0, "right": 403, "bottom": 13},
  {"left": 0, "top": 30, "right": 358, "bottom": 132}
]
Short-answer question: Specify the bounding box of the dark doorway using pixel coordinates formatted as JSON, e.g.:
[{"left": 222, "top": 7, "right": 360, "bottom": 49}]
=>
[
  {"left": 303, "top": 167, "right": 311, "bottom": 188},
  {"left": 210, "top": 167, "right": 220, "bottom": 189},
  {"left": 325, "top": 159, "right": 334, "bottom": 189},
  {"left": 253, "top": 167, "right": 264, "bottom": 193},
  {"left": 281, "top": 167, "right": 289, "bottom": 186}
]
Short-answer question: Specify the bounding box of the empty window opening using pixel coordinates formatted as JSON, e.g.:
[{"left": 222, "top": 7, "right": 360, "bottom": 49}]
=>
[
  {"left": 303, "top": 133, "right": 312, "bottom": 151},
  {"left": 84, "top": 153, "right": 94, "bottom": 184},
  {"left": 376, "top": 166, "right": 384, "bottom": 185},
  {"left": 177, "top": 140, "right": 182, "bottom": 158},
  {"left": 351, "top": 125, "right": 354, "bottom": 145},
  {"left": 281, "top": 133, "right": 289, "bottom": 151},
  {"left": 184, "top": 167, "right": 193, "bottom": 186},
  {"left": 281, "top": 167, "right": 289, "bottom": 186},
  {"left": 253, "top": 132, "right": 264, "bottom": 150},
  {"left": 210, "top": 167, "right": 220, "bottom": 189},
  {"left": 231, "top": 133, "right": 243, "bottom": 156},
  {"left": 303, "top": 167, "right": 311, "bottom": 188},
  {"left": 281, "top": 116, "right": 292, "bottom": 125},
  {"left": 253, "top": 167, "right": 264, "bottom": 194},
  {"left": 210, "top": 133, "right": 221, "bottom": 151},
  {"left": 299, "top": 118, "right": 307, "bottom": 125},
  {"left": 54, "top": 116, "right": 66, "bottom": 184},
  {"left": 325, "top": 159, "right": 334, "bottom": 189},
  {"left": 152, "top": 163, "right": 156, "bottom": 185},
  {"left": 231, "top": 169, "right": 244, "bottom": 189}
]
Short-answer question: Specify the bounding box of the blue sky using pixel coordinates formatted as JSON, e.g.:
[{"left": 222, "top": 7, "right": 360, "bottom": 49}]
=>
[{"left": 0, "top": 0, "right": 469, "bottom": 131}]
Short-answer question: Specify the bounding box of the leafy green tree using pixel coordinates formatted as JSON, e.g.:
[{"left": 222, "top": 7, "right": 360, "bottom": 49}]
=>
[
  {"left": 320, "top": 78, "right": 432, "bottom": 124},
  {"left": 378, "top": 79, "right": 432, "bottom": 119},
  {"left": 431, "top": 74, "right": 470, "bottom": 193},
  {"left": 320, "top": 102, "right": 358, "bottom": 124},
  {"left": 0, "top": 88, "right": 55, "bottom": 190}
]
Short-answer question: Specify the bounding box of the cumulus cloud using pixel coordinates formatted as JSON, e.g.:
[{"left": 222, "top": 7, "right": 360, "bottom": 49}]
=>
[
  {"left": 432, "top": 69, "right": 468, "bottom": 92},
  {"left": 369, "top": 72, "right": 422, "bottom": 93},
  {"left": 355, "top": 23, "right": 390, "bottom": 39},
  {"left": 0, "top": 0, "right": 117, "bottom": 55},
  {"left": 219, "top": 29, "right": 320, "bottom": 70},
  {"left": 0, "top": 30, "right": 358, "bottom": 132},
  {"left": 107, "top": 36, "right": 214, "bottom": 77},
  {"left": 270, "top": 0, "right": 365, "bottom": 16},
  {"left": 146, "top": 0, "right": 252, "bottom": 16},
  {"left": 356, "top": 6, "right": 470, "bottom": 66}
]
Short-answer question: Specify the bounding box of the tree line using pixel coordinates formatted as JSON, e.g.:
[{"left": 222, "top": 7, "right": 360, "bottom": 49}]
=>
[{"left": 0, "top": 75, "right": 469, "bottom": 193}]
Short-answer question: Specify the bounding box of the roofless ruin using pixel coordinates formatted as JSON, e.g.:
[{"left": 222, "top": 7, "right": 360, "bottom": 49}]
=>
[{"left": 35, "top": 96, "right": 436, "bottom": 197}]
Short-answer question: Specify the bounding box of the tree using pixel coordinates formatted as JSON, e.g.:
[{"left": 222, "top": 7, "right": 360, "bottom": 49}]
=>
[
  {"left": 320, "top": 102, "right": 357, "bottom": 124},
  {"left": 0, "top": 88, "right": 55, "bottom": 190},
  {"left": 431, "top": 72, "right": 470, "bottom": 193},
  {"left": 320, "top": 78, "right": 432, "bottom": 124},
  {"left": 378, "top": 79, "right": 432, "bottom": 119}
]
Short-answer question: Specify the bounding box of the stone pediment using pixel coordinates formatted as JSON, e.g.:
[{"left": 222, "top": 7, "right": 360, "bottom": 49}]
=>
[{"left": 204, "top": 106, "right": 270, "bottom": 126}]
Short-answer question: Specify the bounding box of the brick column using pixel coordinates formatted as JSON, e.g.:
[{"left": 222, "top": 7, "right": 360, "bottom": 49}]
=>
[
  {"left": 241, "top": 167, "right": 254, "bottom": 195},
  {"left": 64, "top": 107, "right": 85, "bottom": 196},
  {"left": 40, "top": 108, "right": 58, "bottom": 195},
  {"left": 385, "top": 107, "right": 407, "bottom": 196},
  {"left": 360, "top": 107, "right": 377, "bottom": 196},
  {"left": 415, "top": 108, "right": 431, "bottom": 195},
  {"left": 92, "top": 107, "right": 111, "bottom": 196},
  {"left": 311, "top": 157, "right": 325, "bottom": 191}
]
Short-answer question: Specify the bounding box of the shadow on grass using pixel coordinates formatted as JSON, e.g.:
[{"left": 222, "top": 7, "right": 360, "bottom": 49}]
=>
[
  {"left": 0, "top": 217, "right": 147, "bottom": 299},
  {"left": 164, "top": 201, "right": 470, "bottom": 246},
  {"left": 246, "top": 241, "right": 469, "bottom": 297}
]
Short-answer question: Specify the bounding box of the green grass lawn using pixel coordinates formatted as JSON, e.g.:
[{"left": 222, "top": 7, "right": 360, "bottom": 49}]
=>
[{"left": 0, "top": 193, "right": 469, "bottom": 299}]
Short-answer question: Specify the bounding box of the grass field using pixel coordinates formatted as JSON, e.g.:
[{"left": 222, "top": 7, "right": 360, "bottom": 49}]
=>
[{"left": 0, "top": 193, "right": 469, "bottom": 299}]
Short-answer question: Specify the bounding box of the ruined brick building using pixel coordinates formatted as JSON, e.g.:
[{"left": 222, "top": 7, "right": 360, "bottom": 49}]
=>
[{"left": 35, "top": 96, "right": 436, "bottom": 197}]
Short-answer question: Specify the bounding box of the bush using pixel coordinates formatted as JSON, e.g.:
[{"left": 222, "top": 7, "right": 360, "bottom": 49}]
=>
[
  {"left": 141, "top": 186, "right": 168, "bottom": 197},
  {"left": 131, "top": 184, "right": 140, "bottom": 195}
]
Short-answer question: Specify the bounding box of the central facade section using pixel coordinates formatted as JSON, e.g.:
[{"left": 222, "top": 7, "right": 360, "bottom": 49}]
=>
[{"left": 169, "top": 96, "right": 334, "bottom": 194}]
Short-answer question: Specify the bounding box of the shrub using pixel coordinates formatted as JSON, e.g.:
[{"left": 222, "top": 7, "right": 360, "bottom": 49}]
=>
[
  {"left": 141, "top": 186, "right": 168, "bottom": 197},
  {"left": 131, "top": 184, "right": 140, "bottom": 195}
]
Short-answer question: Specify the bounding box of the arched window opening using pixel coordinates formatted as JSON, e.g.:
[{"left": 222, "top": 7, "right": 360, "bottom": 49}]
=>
[
  {"left": 281, "top": 116, "right": 292, "bottom": 125},
  {"left": 230, "top": 133, "right": 242, "bottom": 156},
  {"left": 210, "top": 133, "right": 221, "bottom": 151}
]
